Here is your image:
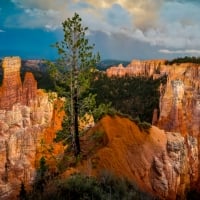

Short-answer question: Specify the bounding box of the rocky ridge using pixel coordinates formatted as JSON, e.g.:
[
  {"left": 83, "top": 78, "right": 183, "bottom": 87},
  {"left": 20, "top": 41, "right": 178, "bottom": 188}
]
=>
[
  {"left": 106, "top": 59, "right": 167, "bottom": 78},
  {"left": 72, "top": 115, "right": 196, "bottom": 199}
]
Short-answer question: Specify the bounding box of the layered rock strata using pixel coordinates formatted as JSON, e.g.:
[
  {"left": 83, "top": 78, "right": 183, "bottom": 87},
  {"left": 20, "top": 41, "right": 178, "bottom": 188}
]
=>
[
  {"left": 0, "top": 57, "right": 62, "bottom": 199},
  {"left": 74, "top": 115, "right": 198, "bottom": 200},
  {"left": 105, "top": 60, "right": 200, "bottom": 198},
  {"left": 106, "top": 60, "right": 200, "bottom": 138},
  {"left": 1, "top": 57, "right": 200, "bottom": 199},
  {"left": 106, "top": 59, "right": 167, "bottom": 78},
  {"left": 158, "top": 63, "right": 200, "bottom": 135},
  {"left": 0, "top": 57, "right": 37, "bottom": 110},
  {"left": 157, "top": 63, "right": 200, "bottom": 196}
]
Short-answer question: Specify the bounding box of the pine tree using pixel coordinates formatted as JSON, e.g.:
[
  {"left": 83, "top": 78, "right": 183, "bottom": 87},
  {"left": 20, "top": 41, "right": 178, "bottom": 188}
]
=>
[
  {"left": 49, "top": 13, "right": 100, "bottom": 156},
  {"left": 19, "top": 182, "right": 27, "bottom": 200},
  {"left": 39, "top": 156, "right": 48, "bottom": 178},
  {"left": 33, "top": 156, "right": 48, "bottom": 195}
]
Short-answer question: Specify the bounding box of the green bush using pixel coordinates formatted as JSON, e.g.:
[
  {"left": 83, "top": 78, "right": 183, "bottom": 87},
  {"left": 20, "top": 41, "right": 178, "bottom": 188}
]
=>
[
  {"left": 92, "top": 102, "right": 117, "bottom": 122},
  {"left": 138, "top": 121, "right": 151, "bottom": 133},
  {"left": 90, "top": 130, "right": 105, "bottom": 143},
  {"left": 26, "top": 172, "right": 154, "bottom": 200}
]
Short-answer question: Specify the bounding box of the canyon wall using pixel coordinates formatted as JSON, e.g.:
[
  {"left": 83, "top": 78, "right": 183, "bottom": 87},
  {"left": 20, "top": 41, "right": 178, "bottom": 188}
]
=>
[
  {"left": 158, "top": 64, "right": 200, "bottom": 135},
  {"left": 77, "top": 115, "right": 195, "bottom": 200},
  {"left": 0, "top": 57, "right": 63, "bottom": 199},
  {"left": 105, "top": 60, "right": 200, "bottom": 199},
  {"left": 157, "top": 63, "right": 200, "bottom": 197},
  {"left": 106, "top": 59, "right": 167, "bottom": 78},
  {"left": 1, "top": 57, "right": 200, "bottom": 199},
  {"left": 106, "top": 60, "right": 200, "bottom": 138}
]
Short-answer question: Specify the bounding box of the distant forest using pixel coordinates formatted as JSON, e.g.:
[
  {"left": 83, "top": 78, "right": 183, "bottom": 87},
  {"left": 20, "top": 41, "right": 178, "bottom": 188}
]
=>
[
  {"left": 166, "top": 56, "right": 200, "bottom": 65},
  {"left": 90, "top": 73, "right": 167, "bottom": 123}
]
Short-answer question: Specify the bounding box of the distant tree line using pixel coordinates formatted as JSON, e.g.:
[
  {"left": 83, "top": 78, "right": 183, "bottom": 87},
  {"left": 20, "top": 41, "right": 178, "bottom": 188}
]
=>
[{"left": 166, "top": 56, "right": 200, "bottom": 65}]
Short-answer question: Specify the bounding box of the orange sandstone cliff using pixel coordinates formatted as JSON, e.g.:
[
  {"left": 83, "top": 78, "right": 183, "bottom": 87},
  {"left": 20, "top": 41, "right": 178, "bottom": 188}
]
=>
[
  {"left": 102, "top": 60, "right": 200, "bottom": 199},
  {"left": 0, "top": 57, "right": 64, "bottom": 199},
  {"left": 0, "top": 57, "right": 37, "bottom": 110},
  {"left": 158, "top": 63, "right": 200, "bottom": 134},
  {"left": 157, "top": 63, "right": 200, "bottom": 196},
  {"left": 106, "top": 60, "right": 200, "bottom": 138},
  {"left": 106, "top": 59, "right": 167, "bottom": 78},
  {"left": 1, "top": 56, "right": 200, "bottom": 200},
  {"left": 68, "top": 115, "right": 196, "bottom": 200}
]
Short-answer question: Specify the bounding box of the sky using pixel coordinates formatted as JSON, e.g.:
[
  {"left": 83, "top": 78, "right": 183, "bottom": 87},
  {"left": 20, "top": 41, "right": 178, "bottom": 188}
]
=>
[{"left": 0, "top": 0, "right": 200, "bottom": 61}]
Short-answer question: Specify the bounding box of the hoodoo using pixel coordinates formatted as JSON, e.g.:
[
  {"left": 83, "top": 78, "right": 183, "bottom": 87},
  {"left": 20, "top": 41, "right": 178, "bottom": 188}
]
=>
[
  {"left": 0, "top": 57, "right": 37, "bottom": 110},
  {"left": 0, "top": 57, "right": 63, "bottom": 199}
]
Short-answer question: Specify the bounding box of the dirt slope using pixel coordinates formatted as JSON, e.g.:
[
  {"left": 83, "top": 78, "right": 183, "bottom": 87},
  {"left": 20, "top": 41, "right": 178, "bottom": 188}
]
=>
[{"left": 65, "top": 115, "right": 167, "bottom": 198}]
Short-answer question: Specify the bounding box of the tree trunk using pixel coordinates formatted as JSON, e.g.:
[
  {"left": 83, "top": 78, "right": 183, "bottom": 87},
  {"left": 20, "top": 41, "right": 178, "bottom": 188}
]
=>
[{"left": 73, "top": 87, "right": 80, "bottom": 156}]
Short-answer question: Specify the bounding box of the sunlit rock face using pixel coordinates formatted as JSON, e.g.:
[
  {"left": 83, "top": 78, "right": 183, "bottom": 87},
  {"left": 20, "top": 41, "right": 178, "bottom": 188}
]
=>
[
  {"left": 157, "top": 64, "right": 200, "bottom": 135},
  {"left": 74, "top": 116, "right": 197, "bottom": 200},
  {"left": 106, "top": 59, "right": 167, "bottom": 78},
  {"left": 158, "top": 64, "right": 200, "bottom": 137},
  {"left": 156, "top": 63, "right": 200, "bottom": 197},
  {"left": 0, "top": 57, "right": 58, "bottom": 199},
  {"left": 0, "top": 57, "right": 23, "bottom": 110},
  {"left": 1, "top": 57, "right": 200, "bottom": 199},
  {"left": 150, "top": 132, "right": 192, "bottom": 199},
  {"left": 22, "top": 72, "right": 37, "bottom": 106},
  {"left": 106, "top": 60, "right": 200, "bottom": 138},
  {"left": 105, "top": 60, "right": 200, "bottom": 198},
  {"left": 0, "top": 57, "right": 37, "bottom": 110}
]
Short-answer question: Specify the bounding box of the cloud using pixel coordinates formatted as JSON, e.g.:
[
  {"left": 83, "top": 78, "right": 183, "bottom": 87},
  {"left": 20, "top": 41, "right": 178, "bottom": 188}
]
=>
[
  {"left": 9, "top": 0, "right": 163, "bottom": 31},
  {"left": 165, "top": 0, "right": 200, "bottom": 4},
  {"left": 5, "top": 0, "right": 200, "bottom": 57},
  {"left": 124, "top": 0, "right": 163, "bottom": 31},
  {"left": 104, "top": 4, "right": 131, "bottom": 27},
  {"left": 11, "top": 0, "right": 67, "bottom": 10},
  {"left": 159, "top": 49, "right": 200, "bottom": 54},
  {"left": 89, "top": 31, "right": 165, "bottom": 60},
  {"left": 9, "top": 0, "right": 69, "bottom": 30},
  {"left": 5, "top": 10, "right": 60, "bottom": 30},
  {"left": 155, "top": 1, "right": 200, "bottom": 48},
  {"left": 84, "top": 0, "right": 163, "bottom": 31}
]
